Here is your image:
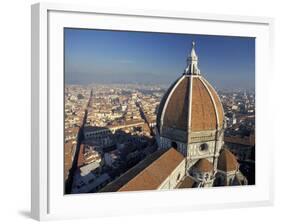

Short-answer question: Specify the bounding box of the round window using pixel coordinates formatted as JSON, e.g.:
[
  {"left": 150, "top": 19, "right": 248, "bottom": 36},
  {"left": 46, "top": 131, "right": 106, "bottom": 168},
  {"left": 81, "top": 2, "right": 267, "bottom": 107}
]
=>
[{"left": 199, "top": 143, "right": 208, "bottom": 151}]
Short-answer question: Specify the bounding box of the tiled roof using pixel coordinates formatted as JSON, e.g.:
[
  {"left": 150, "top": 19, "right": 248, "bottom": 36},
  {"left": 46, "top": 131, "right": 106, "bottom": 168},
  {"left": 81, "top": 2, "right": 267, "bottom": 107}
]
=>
[
  {"left": 202, "top": 77, "right": 224, "bottom": 129},
  {"left": 100, "top": 149, "right": 168, "bottom": 192},
  {"left": 64, "top": 141, "right": 74, "bottom": 154},
  {"left": 100, "top": 148, "right": 184, "bottom": 192},
  {"left": 177, "top": 176, "right": 197, "bottom": 188},
  {"left": 157, "top": 75, "right": 224, "bottom": 134},
  {"left": 64, "top": 142, "right": 75, "bottom": 180},
  {"left": 118, "top": 148, "right": 184, "bottom": 191},
  {"left": 156, "top": 79, "right": 179, "bottom": 131},
  {"left": 193, "top": 158, "right": 214, "bottom": 172},
  {"left": 217, "top": 149, "right": 238, "bottom": 172},
  {"left": 191, "top": 78, "right": 217, "bottom": 131},
  {"left": 162, "top": 77, "right": 190, "bottom": 130},
  {"left": 224, "top": 135, "right": 255, "bottom": 146}
]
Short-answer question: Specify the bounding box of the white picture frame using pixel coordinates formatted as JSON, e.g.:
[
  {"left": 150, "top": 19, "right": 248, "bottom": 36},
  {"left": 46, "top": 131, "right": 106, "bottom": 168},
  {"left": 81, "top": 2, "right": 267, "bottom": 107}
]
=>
[{"left": 31, "top": 2, "right": 274, "bottom": 221}]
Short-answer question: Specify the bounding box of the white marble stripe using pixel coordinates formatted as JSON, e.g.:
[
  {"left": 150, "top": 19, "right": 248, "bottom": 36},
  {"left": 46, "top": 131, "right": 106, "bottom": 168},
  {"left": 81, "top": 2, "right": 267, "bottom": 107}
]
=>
[
  {"left": 201, "top": 76, "right": 225, "bottom": 128},
  {"left": 199, "top": 76, "right": 220, "bottom": 129}
]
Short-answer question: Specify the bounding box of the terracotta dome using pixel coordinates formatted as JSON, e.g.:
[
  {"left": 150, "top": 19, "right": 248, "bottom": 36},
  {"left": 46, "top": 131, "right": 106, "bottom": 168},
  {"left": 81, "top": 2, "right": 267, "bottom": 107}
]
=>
[
  {"left": 192, "top": 158, "right": 214, "bottom": 173},
  {"left": 157, "top": 75, "right": 224, "bottom": 133},
  {"left": 217, "top": 149, "right": 238, "bottom": 172},
  {"left": 157, "top": 42, "right": 223, "bottom": 138}
]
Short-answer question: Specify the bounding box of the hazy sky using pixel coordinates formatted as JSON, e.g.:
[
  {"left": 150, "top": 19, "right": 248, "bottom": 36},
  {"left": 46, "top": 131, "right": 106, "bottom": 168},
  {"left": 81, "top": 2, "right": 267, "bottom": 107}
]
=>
[{"left": 64, "top": 28, "right": 255, "bottom": 90}]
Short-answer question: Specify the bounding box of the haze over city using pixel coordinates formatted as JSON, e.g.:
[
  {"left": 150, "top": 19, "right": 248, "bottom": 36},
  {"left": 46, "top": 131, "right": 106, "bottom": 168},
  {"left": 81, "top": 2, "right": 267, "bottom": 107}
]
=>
[
  {"left": 64, "top": 31, "right": 255, "bottom": 194},
  {"left": 65, "top": 28, "right": 255, "bottom": 90}
]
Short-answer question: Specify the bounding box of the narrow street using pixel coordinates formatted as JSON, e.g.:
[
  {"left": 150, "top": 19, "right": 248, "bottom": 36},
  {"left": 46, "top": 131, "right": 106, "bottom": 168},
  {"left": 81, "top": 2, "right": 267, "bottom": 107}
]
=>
[{"left": 65, "top": 89, "right": 93, "bottom": 193}]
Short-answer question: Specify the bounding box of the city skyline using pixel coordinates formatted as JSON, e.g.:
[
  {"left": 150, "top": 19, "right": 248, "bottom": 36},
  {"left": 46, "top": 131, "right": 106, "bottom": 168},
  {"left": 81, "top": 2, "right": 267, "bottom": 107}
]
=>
[
  {"left": 65, "top": 28, "right": 255, "bottom": 90},
  {"left": 64, "top": 37, "right": 255, "bottom": 194}
]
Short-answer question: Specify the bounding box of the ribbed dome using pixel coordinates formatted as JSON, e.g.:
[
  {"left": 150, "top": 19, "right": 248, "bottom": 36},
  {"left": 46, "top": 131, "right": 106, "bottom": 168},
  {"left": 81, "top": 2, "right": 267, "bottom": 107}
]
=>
[
  {"left": 217, "top": 149, "right": 238, "bottom": 172},
  {"left": 193, "top": 158, "right": 214, "bottom": 173},
  {"left": 157, "top": 75, "right": 224, "bottom": 135}
]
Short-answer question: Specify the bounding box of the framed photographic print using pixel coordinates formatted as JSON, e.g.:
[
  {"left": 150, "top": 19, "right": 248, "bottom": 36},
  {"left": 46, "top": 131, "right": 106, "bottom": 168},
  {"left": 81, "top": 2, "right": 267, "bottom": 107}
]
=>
[{"left": 31, "top": 2, "right": 274, "bottom": 221}]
